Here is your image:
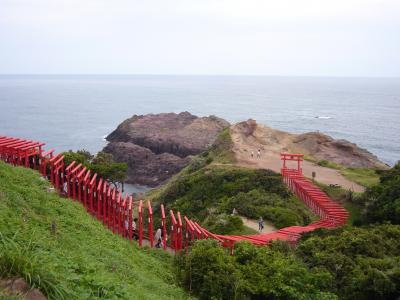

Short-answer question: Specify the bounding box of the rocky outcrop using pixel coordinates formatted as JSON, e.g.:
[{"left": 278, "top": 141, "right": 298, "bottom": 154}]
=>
[
  {"left": 292, "top": 132, "right": 388, "bottom": 169},
  {"left": 0, "top": 278, "right": 47, "bottom": 300},
  {"left": 104, "top": 112, "right": 229, "bottom": 186},
  {"left": 232, "top": 119, "right": 388, "bottom": 169}
]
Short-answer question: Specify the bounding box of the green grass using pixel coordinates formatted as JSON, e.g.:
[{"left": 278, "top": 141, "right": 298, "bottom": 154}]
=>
[
  {"left": 0, "top": 161, "right": 189, "bottom": 300},
  {"left": 202, "top": 127, "right": 235, "bottom": 164},
  {"left": 316, "top": 182, "right": 363, "bottom": 225},
  {"left": 235, "top": 226, "right": 259, "bottom": 235},
  {"left": 340, "top": 167, "right": 379, "bottom": 187},
  {"left": 304, "top": 156, "right": 380, "bottom": 188}
]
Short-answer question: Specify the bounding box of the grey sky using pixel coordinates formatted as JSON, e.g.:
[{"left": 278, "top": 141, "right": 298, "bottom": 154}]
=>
[{"left": 1, "top": 0, "right": 399, "bottom": 76}]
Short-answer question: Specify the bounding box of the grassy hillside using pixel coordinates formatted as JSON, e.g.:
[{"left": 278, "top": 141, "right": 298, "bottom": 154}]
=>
[{"left": 0, "top": 161, "right": 189, "bottom": 299}]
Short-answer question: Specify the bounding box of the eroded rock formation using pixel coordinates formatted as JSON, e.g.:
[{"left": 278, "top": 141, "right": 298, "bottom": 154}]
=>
[{"left": 104, "top": 112, "right": 229, "bottom": 186}]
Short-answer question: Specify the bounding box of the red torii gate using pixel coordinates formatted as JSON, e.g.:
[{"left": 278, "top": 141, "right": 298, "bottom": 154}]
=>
[
  {"left": 96, "top": 178, "right": 103, "bottom": 220},
  {"left": 281, "top": 153, "right": 304, "bottom": 175},
  {"left": 82, "top": 170, "right": 91, "bottom": 208},
  {"left": 40, "top": 148, "right": 55, "bottom": 176},
  {"left": 0, "top": 138, "right": 29, "bottom": 163},
  {"left": 0, "top": 137, "right": 45, "bottom": 170},
  {"left": 76, "top": 166, "right": 88, "bottom": 202},
  {"left": 15, "top": 141, "right": 44, "bottom": 168},
  {"left": 49, "top": 154, "right": 65, "bottom": 191},
  {"left": 147, "top": 201, "right": 154, "bottom": 248},
  {"left": 138, "top": 199, "right": 143, "bottom": 247},
  {"left": 161, "top": 204, "right": 167, "bottom": 251},
  {"left": 88, "top": 173, "right": 97, "bottom": 214}
]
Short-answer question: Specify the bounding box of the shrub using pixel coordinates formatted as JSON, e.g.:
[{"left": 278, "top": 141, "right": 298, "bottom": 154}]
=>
[
  {"left": 175, "top": 240, "right": 337, "bottom": 299},
  {"left": 296, "top": 224, "right": 400, "bottom": 299},
  {"left": 174, "top": 239, "right": 239, "bottom": 300},
  {"left": 357, "top": 163, "right": 400, "bottom": 224},
  {"left": 152, "top": 165, "right": 310, "bottom": 233},
  {"left": 203, "top": 214, "right": 244, "bottom": 234}
]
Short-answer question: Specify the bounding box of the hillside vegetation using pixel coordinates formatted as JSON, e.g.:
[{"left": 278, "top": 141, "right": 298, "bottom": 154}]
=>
[
  {"left": 176, "top": 224, "right": 400, "bottom": 300},
  {"left": 356, "top": 162, "right": 400, "bottom": 224},
  {"left": 0, "top": 162, "right": 188, "bottom": 299},
  {"left": 150, "top": 130, "right": 315, "bottom": 234},
  {"left": 172, "top": 162, "right": 400, "bottom": 300}
]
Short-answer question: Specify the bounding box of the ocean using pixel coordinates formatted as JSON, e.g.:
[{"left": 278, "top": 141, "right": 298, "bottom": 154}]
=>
[{"left": 1, "top": 75, "right": 399, "bottom": 182}]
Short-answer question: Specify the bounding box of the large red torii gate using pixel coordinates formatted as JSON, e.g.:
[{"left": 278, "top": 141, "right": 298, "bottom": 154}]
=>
[{"left": 280, "top": 153, "right": 304, "bottom": 175}]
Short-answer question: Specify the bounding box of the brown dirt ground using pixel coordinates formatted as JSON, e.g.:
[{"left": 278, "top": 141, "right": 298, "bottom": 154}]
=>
[{"left": 240, "top": 216, "right": 276, "bottom": 233}]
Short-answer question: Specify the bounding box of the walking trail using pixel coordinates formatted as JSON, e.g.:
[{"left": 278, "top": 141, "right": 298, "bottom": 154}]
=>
[{"left": 240, "top": 216, "right": 276, "bottom": 233}]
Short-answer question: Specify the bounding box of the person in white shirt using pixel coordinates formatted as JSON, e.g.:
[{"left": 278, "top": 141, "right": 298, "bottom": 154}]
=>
[{"left": 154, "top": 227, "right": 162, "bottom": 248}]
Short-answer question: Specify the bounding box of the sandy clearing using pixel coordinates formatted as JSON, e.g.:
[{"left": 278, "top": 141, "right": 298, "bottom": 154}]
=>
[{"left": 231, "top": 126, "right": 365, "bottom": 193}]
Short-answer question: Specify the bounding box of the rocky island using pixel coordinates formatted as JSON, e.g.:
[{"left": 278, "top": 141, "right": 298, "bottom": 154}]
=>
[{"left": 104, "top": 112, "right": 229, "bottom": 186}]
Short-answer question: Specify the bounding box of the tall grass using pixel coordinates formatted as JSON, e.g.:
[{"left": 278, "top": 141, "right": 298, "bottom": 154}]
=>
[
  {"left": 0, "top": 162, "right": 189, "bottom": 299},
  {"left": 0, "top": 233, "right": 68, "bottom": 299}
]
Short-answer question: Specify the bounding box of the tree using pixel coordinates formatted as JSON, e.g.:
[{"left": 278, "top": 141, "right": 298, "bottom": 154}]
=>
[
  {"left": 91, "top": 152, "right": 127, "bottom": 190},
  {"left": 61, "top": 150, "right": 127, "bottom": 190}
]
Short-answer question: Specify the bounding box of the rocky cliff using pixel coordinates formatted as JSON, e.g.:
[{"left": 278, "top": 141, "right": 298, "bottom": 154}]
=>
[{"left": 104, "top": 112, "right": 229, "bottom": 186}]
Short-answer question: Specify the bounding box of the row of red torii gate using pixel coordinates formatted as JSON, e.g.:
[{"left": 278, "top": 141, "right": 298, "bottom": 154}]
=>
[{"left": 0, "top": 135, "right": 349, "bottom": 253}]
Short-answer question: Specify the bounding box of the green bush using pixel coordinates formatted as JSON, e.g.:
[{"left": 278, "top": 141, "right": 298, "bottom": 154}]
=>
[
  {"left": 174, "top": 239, "right": 239, "bottom": 300},
  {"left": 296, "top": 224, "right": 400, "bottom": 299},
  {"left": 152, "top": 165, "right": 311, "bottom": 233},
  {"left": 357, "top": 163, "right": 400, "bottom": 224},
  {"left": 203, "top": 214, "right": 244, "bottom": 234},
  {"left": 175, "top": 240, "right": 337, "bottom": 299},
  {"left": 226, "top": 189, "right": 312, "bottom": 228},
  {"left": 174, "top": 224, "right": 400, "bottom": 300}
]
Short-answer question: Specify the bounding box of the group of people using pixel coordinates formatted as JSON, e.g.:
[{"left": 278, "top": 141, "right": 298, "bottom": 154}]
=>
[
  {"left": 123, "top": 216, "right": 164, "bottom": 248},
  {"left": 251, "top": 149, "right": 262, "bottom": 159},
  {"left": 124, "top": 216, "right": 139, "bottom": 240}
]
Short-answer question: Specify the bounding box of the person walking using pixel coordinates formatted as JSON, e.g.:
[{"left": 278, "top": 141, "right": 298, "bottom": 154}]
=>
[
  {"left": 258, "top": 217, "right": 264, "bottom": 232},
  {"left": 251, "top": 151, "right": 254, "bottom": 158},
  {"left": 132, "top": 218, "right": 138, "bottom": 240},
  {"left": 257, "top": 149, "right": 261, "bottom": 158},
  {"left": 154, "top": 227, "right": 163, "bottom": 248},
  {"left": 125, "top": 217, "right": 139, "bottom": 240}
]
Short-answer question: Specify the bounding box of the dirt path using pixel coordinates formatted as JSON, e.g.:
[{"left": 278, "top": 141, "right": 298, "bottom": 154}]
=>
[
  {"left": 231, "top": 127, "right": 365, "bottom": 193},
  {"left": 240, "top": 216, "right": 276, "bottom": 234}
]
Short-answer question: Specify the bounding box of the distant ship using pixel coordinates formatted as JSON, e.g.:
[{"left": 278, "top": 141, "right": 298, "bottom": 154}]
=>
[{"left": 315, "top": 116, "right": 332, "bottom": 119}]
